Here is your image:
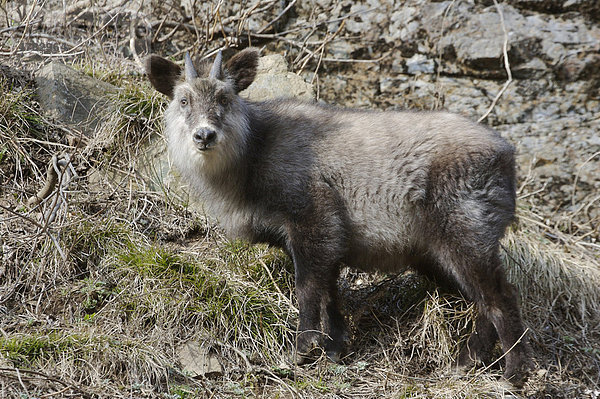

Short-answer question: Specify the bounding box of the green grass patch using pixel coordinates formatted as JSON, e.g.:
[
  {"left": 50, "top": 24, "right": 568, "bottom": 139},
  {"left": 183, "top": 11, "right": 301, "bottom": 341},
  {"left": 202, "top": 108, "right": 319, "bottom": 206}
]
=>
[
  {"left": 79, "top": 278, "right": 117, "bottom": 315},
  {"left": 0, "top": 332, "right": 122, "bottom": 365},
  {"left": 74, "top": 62, "right": 166, "bottom": 168},
  {"left": 114, "top": 83, "right": 165, "bottom": 127},
  {"left": 119, "top": 244, "right": 198, "bottom": 278},
  {"left": 63, "top": 218, "right": 135, "bottom": 269},
  {"left": 116, "top": 242, "right": 295, "bottom": 349},
  {"left": 168, "top": 385, "right": 199, "bottom": 399},
  {"left": 0, "top": 77, "right": 51, "bottom": 177},
  {"left": 0, "top": 78, "right": 45, "bottom": 137},
  {"left": 0, "top": 146, "right": 7, "bottom": 165},
  {"left": 220, "top": 240, "right": 295, "bottom": 292},
  {"left": 97, "top": 84, "right": 165, "bottom": 162}
]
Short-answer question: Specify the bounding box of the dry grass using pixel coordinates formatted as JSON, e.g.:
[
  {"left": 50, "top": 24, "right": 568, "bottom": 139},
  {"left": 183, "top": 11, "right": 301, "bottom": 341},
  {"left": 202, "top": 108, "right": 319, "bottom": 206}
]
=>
[
  {"left": 1, "top": 2, "right": 599, "bottom": 396},
  {"left": 1, "top": 64, "right": 599, "bottom": 399},
  {"left": 502, "top": 214, "right": 600, "bottom": 391}
]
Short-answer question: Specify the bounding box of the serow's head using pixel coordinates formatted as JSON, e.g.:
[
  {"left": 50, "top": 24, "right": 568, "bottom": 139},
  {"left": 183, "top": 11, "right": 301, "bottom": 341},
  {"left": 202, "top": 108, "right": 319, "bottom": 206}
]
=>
[{"left": 146, "top": 48, "right": 259, "bottom": 161}]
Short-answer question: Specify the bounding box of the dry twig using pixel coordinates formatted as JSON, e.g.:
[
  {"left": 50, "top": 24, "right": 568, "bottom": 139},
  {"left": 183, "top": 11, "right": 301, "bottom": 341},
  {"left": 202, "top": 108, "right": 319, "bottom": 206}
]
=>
[
  {"left": 0, "top": 367, "right": 93, "bottom": 399},
  {"left": 478, "top": 0, "right": 512, "bottom": 123}
]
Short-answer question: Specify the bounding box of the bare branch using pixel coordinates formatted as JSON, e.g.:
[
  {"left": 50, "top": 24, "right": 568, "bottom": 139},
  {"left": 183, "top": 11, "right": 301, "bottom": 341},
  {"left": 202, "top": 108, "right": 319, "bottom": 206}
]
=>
[{"left": 478, "top": 0, "right": 513, "bottom": 123}]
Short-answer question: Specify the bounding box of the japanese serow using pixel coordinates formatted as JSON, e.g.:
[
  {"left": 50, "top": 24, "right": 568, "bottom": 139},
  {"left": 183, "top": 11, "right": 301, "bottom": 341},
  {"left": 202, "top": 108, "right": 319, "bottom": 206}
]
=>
[{"left": 145, "top": 48, "right": 531, "bottom": 385}]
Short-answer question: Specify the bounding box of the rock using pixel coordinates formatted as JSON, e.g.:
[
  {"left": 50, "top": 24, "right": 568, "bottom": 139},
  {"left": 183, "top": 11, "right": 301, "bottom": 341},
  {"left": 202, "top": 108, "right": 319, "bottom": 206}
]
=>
[
  {"left": 405, "top": 54, "right": 435, "bottom": 75},
  {"left": 327, "top": 40, "right": 356, "bottom": 60},
  {"left": 508, "top": 0, "right": 600, "bottom": 22},
  {"left": 432, "top": 4, "right": 524, "bottom": 74},
  {"left": 177, "top": 341, "right": 223, "bottom": 378},
  {"left": 513, "top": 57, "right": 548, "bottom": 79},
  {"left": 575, "top": 160, "right": 600, "bottom": 186},
  {"left": 416, "top": 1, "right": 600, "bottom": 78},
  {"left": 384, "top": 7, "right": 418, "bottom": 43},
  {"left": 240, "top": 54, "right": 314, "bottom": 102},
  {"left": 588, "top": 136, "right": 600, "bottom": 147},
  {"left": 344, "top": 2, "right": 387, "bottom": 37},
  {"left": 557, "top": 53, "right": 600, "bottom": 82},
  {"left": 379, "top": 77, "right": 395, "bottom": 93},
  {"left": 253, "top": 53, "right": 288, "bottom": 75},
  {"left": 541, "top": 40, "right": 566, "bottom": 65},
  {"left": 35, "top": 61, "right": 117, "bottom": 136}
]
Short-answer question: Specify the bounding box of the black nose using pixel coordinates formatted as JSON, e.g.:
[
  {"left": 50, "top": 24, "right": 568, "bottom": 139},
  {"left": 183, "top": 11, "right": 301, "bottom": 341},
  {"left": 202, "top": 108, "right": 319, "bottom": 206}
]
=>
[{"left": 193, "top": 128, "right": 217, "bottom": 147}]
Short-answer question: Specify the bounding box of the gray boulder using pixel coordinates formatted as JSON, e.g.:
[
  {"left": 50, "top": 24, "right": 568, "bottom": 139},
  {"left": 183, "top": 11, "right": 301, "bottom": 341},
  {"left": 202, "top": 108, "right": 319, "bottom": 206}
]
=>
[
  {"left": 36, "top": 61, "right": 117, "bottom": 136},
  {"left": 240, "top": 54, "right": 314, "bottom": 102}
]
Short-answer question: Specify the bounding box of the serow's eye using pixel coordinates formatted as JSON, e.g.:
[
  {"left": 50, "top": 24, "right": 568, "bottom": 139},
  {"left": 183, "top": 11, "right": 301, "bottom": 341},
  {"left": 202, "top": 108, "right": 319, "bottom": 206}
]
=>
[
  {"left": 180, "top": 98, "right": 188, "bottom": 106},
  {"left": 217, "top": 94, "right": 228, "bottom": 106}
]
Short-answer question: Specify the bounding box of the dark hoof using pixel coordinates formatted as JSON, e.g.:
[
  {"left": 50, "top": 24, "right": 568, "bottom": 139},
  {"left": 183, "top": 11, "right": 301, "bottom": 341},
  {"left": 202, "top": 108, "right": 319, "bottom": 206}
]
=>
[
  {"left": 456, "top": 349, "right": 479, "bottom": 370},
  {"left": 457, "top": 333, "right": 495, "bottom": 369},
  {"left": 326, "top": 349, "right": 342, "bottom": 363},
  {"left": 503, "top": 360, "right": 532, "bottom": 388},
  {"left": 295, "top": 331, "right": 322, "bottom": 365},
  {"left": 296, "top": 349, "right": 343, "bottom": 365},
  {"left": 295, "top": 330, "right": 346, "bottom": 365},
  {"left": 295, "top": 346, "right": 324, "bottom": 365},
  {"left": 295, "top": 346, "right": 345, "bottom": 365},
  {"left": 324, "top": 336, "right": 346, "bottom": 364}
]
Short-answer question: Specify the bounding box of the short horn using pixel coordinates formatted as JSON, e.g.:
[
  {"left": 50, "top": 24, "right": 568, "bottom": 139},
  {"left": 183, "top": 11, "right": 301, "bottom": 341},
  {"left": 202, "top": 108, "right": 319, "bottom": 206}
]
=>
[
  {"left": 209, "top": 50, "right": 223, "bottom": 79},
  {"left": 184, "top": 52, "right": 197, "bottom": 81}
]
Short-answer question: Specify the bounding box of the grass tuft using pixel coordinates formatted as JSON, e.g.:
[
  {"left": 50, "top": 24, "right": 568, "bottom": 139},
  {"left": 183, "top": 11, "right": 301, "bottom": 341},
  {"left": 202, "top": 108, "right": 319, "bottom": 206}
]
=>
[
  {"left": 85, "top": 72, "right": 166, "bottom": 162},
  {"left": 113, "top": 241, "right": 296, "bottom": 363}
]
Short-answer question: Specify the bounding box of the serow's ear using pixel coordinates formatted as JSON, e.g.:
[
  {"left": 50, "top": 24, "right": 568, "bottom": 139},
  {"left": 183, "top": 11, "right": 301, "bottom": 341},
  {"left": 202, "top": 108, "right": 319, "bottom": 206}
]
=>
[
  {"left": 145, "top": 55, "right": 182, "bottom": 99},
  {"left": 225, "top": 48, "right": 259, "bottom": 93}
]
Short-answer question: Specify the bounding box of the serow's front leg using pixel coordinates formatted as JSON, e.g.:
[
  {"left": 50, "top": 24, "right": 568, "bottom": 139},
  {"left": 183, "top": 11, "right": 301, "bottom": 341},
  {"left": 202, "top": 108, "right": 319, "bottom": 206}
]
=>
[
  {"left": 288, "top": 186, "right": 348, "bottom": 364},
  {"left": 294, "top": 260, "right": 346, "bottom": 364}
]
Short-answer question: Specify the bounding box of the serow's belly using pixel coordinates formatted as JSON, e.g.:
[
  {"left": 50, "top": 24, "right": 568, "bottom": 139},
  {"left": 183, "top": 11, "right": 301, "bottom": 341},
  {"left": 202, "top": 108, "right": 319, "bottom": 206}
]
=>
[{"left": 342, "top": 242, "right": 414, "bottom": 274}]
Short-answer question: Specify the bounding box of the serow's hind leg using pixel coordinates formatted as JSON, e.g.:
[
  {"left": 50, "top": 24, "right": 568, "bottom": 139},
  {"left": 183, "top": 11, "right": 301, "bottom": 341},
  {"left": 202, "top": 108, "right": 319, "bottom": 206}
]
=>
[
  {"left": 438, "top": 250, "right": 531, "bottom": 386},
  {"left": 481, "top": 260, "right": 531, "bottom": 386},
  {"left": 457, "top": 312, "right": 498, "bottom": 369}
]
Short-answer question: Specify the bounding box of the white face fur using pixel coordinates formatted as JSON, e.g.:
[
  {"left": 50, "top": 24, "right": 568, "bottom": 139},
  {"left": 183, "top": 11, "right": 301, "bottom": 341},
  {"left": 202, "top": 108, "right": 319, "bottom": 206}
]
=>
[{"left": 164, "top": 79, "right": 250, "bottom": 178}]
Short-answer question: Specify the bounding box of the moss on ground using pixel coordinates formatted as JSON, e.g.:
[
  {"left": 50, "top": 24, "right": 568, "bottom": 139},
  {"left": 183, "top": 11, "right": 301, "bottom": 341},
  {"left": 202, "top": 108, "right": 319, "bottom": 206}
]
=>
[
  {"left": 1, "top": 332, "right": 125, "bottom": 366},
  {"left": 114, "top": 240, "right": 295, "bottom": 355}
]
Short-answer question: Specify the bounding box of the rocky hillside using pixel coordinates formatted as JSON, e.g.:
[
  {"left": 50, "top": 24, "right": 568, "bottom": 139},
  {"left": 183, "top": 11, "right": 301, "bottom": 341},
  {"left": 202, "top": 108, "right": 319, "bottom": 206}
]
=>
[
  {"left": 1, "top": 0, "right": 599, "bottom": 398},
  {"left": 301, "top": 0, "right": 600, "bottom": 243}
]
